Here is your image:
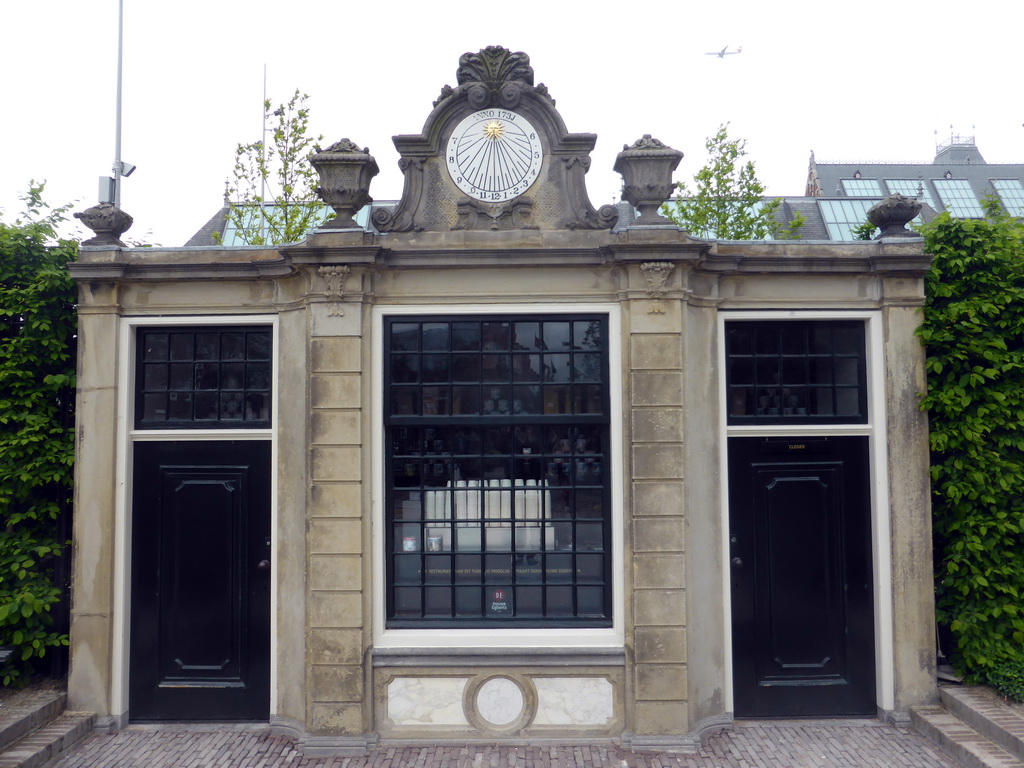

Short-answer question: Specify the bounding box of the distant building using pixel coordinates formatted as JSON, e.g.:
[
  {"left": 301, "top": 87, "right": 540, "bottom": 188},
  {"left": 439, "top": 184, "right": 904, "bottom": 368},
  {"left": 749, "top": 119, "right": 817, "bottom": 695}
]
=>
[{"left": 775, "top": 136, "right": 1024, "bottom": 240}]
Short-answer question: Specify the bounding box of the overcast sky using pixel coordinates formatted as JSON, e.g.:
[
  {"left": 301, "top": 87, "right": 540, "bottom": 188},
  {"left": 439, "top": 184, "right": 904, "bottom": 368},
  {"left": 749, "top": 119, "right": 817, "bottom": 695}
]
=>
[{"left": 1, "top": 0, "right": 1019, "bottom": 246}]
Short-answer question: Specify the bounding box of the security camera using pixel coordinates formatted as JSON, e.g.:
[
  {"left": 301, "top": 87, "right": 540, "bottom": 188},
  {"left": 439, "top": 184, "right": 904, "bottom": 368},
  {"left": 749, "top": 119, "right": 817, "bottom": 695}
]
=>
[{"left": 118, "top": 161, "right": 137, "bottom": 177}]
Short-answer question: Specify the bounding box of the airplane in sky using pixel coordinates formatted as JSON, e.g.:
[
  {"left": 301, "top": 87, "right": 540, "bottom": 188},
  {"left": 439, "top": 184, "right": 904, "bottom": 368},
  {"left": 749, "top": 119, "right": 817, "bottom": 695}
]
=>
[{"left": 706, "top": 46, "right": 742, "bottom": 58}]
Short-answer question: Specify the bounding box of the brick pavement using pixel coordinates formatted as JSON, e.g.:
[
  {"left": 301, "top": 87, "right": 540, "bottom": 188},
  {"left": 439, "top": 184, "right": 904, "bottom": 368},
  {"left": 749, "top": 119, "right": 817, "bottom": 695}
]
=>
[{"left": 45, "top": 720, "right": 963, "bottom": 768}]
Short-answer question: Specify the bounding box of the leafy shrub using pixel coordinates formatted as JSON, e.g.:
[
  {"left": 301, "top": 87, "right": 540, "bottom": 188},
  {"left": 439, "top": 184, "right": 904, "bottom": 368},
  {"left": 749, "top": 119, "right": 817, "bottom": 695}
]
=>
[
  {"left": 0, "top": 183, "right": 77, "bottom": 685},
  {"left": 987, "top": 658, "right": 1024, "bottom": 703},
  {"left": 917, "top": 198, "right": 1024, "bottom": 684}
]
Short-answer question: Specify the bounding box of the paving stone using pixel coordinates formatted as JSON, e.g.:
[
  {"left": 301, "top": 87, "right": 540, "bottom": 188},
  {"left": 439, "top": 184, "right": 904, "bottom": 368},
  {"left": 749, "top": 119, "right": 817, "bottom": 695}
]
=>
[{"left": 42, "top": 720, "right": 962, "bottom": 768}]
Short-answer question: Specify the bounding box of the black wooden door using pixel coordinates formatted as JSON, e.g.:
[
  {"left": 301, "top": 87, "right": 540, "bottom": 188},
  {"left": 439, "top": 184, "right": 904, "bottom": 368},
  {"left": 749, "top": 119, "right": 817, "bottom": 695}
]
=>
[
  {"left": 728, "top": 436, "right": 875, "bottom": 717},
  {"left": 130, "top": 441, "right": 271, "bottom": 721}
]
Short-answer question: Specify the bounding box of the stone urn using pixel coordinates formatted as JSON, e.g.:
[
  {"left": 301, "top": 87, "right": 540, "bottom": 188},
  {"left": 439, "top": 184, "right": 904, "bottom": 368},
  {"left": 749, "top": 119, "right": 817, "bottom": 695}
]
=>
[
  {"left": 74, "top": 203, "right": 134, "bottom": 246},
  {"left": 867, "top": 194, "right": 922, "bottom": 238},
  {"left": 310, "top": 139, "right": 379, "bottom": 229},
  {"left": 614, "top": 135, "right": 684, "bottom": 225}
]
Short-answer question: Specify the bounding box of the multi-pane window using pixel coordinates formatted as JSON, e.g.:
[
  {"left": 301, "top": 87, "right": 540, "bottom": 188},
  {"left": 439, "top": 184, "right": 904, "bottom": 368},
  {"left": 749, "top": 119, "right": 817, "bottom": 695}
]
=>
[
  {"left": 933, "top": 179, "right": 984, "bottom": 217},
  {"left": 136, "top": 327, "right": 272, "bottom": 428},
  {"left": 725, "top": 320, "right": 867, "bottom": 425},
  {"left": 993, "top": 179, "right": 1024, "bottom": 218},
  {"left": 385, "top": 315, "right": 611, "bottom": 628},
  {"left": 841, "top": 178, "right": 883, "bottom": 196},
  {"left": 885, "top": 179, "right": 936, "bottom": 210},
  {"left": 818, "top": 199, "right": 879, "bottom": 240}
]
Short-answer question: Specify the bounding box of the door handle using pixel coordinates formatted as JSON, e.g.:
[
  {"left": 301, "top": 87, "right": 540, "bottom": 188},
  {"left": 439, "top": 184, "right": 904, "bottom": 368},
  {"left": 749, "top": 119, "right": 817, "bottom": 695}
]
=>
[
  {"left": 731, "top": 557, "right": 743, "bottom": 568},
  {"left": 256, "top": 559, "right": 271, "bottom": 572}
]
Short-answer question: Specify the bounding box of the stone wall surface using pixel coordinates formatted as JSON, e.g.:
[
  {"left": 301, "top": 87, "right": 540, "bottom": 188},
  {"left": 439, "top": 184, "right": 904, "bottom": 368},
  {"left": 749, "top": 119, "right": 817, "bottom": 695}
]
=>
[{"left": 66, "top": 229, "right": 935, "bottom": 749}]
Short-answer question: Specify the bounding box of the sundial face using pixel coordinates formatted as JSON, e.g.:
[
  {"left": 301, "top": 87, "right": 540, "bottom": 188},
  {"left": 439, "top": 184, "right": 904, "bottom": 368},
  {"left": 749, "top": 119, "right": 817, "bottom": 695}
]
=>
[{"left": 446, "top": 109, "right": 544, "bottom": 201}]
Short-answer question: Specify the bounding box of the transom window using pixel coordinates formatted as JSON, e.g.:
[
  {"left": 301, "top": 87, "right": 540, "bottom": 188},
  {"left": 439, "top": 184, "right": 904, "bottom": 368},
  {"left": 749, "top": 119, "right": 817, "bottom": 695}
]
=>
[
  {"left": 725, "top": 320, "right": 867, "bottom": 425},
  {"left": 135, "top": 326, "right": 272, "bottom": 429},
  {"left": 384, "top": 315, "right": 611, "bottom": 628}
]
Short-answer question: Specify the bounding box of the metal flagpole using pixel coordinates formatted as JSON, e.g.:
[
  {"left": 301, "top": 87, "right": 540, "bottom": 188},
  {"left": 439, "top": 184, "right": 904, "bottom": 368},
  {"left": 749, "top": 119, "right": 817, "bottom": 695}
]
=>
[{"left": 113, "top": 0, "right": 124, "bottom": 207}]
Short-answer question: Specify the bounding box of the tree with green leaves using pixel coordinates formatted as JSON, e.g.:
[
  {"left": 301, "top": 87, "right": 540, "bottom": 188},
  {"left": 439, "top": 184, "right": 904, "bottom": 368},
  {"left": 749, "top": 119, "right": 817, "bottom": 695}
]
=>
[
  {"left": 661, "top": 123, "right": 803, "bottom": 240},
  {"left": 917, "top": 198, "right": 1024, "bottom": 700},
  {"left": 0, "top": 183, "right": 76, "bottom": 684},
  {"left": 218, "top": 89, "right": 327, "bottom": 245}
]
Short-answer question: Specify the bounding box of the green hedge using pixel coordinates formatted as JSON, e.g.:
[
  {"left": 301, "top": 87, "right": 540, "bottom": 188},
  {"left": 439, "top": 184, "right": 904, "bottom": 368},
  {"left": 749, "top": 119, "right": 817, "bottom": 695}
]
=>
[
  {"left": 0, "top": 185, "right": 76, "bottom": 684},
  {"left": 917, "top": 198, "right": 1024, "bottom": 698}
]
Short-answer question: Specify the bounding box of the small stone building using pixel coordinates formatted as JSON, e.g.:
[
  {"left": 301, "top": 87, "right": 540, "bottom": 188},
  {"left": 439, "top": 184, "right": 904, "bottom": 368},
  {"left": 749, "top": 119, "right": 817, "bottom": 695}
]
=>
[{"left": 67, "top": 46, "right": 937, "bottom": 752}]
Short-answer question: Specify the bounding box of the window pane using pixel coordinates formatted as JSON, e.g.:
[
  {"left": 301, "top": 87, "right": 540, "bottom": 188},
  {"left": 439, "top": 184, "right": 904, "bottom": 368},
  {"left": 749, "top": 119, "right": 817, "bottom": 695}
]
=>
[
  {"left": 136, "top": 327, "right": 272, "bottom": 429},
  {"left": 725, "top": 320, "right": 866, "bottom": 425},
  {"left": 385, "top": 314, "right": 610, "bottom": 628}
]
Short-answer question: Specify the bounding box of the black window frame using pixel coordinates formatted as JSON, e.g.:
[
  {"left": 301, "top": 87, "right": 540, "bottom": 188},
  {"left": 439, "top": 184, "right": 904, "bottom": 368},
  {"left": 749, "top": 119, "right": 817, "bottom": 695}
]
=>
[
  {"left": 134, "top": 325, "right": 273, "bottom": 430},
  {"left": 383, "top": 314, "right": 613, "bottom": 629},
  {"left": 724, "top": 319, "right": 868, "bottom": 426}
]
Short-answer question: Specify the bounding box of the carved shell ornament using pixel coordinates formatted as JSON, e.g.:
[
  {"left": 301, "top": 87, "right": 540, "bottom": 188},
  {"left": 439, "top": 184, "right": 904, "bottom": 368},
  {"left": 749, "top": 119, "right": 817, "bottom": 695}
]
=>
[{"left": 435, "top": 46, "right": 554, "bottom": 109}]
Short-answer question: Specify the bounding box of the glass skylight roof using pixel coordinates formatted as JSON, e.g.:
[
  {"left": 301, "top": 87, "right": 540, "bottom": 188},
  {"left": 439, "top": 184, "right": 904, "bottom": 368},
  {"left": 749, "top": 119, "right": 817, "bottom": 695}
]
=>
[
  {"left": 993, "top": 179, "right": 1024, "bottom": 217},
  {"left": 841, "top": 179, "right": 883, "bottom": 196},
  {"left": 933, "top": 179, "right": 984, "bottom": 218},
  {"left": 884, "top": 179, "right": 936, "bottom": 209},
  {"left": 218, "top": 203, "right": 369, "bottom": 245},
  {"left": 818, "top": 199, "right": 879, "bottom": 240}
]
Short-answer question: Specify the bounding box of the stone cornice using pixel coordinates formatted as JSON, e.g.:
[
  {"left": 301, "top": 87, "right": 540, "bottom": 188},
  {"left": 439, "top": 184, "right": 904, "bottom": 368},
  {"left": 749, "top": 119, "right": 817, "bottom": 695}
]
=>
[{"left": 68, "top": 259, "right": 294, "bottom": 281}]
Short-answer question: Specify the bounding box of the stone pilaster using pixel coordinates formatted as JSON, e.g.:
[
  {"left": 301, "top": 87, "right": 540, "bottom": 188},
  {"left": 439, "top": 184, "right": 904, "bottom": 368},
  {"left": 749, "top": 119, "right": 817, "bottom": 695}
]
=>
[
  {"left": 625, "top": 264, "right": 689, "bottom": 738},
  {"left": 307, "top": 303, "right": 367, "bottom": 735}
]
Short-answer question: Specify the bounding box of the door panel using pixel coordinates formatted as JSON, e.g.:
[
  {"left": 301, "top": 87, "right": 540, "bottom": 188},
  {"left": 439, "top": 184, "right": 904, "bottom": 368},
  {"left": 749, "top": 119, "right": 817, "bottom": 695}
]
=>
[
  {"left": 130, "top": 441, "right": 271, "bottom": 721},
  {"left": 729, "top": 436, "right": 875, "bottom": 717}
]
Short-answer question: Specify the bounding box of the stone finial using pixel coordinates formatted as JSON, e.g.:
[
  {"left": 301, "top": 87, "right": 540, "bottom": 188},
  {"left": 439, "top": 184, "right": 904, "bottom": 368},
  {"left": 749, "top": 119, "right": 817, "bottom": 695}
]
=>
[
  {"left": 319, "top": 138, "right": 368, "bottom": 155},
  {"left": 614, "top": 135, "right": 684, "bottom": 226},
  {"left": 74, "top": 203, "right": 134, "bottom": 247},
  {"left": 867, "top": 194, "right": 922, "bottom": 239},
  {"left": 310, "top": 140, "right": 379, "bottom": 230}
]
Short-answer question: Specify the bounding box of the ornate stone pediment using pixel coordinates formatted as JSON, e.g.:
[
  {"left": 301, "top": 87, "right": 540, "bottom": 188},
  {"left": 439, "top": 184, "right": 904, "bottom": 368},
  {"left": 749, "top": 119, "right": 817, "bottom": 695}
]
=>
[{"left": 374, "top": 46, "right": 617, "bottom": 234}]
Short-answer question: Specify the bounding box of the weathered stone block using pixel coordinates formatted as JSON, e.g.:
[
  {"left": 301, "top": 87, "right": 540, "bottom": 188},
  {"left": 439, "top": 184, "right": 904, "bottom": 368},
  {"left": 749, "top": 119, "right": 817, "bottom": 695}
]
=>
[
  {"left": 309, "top": 628, "right": 364, "bottom": 666},
  {"left": 633, "top": 481, "right": 684, "bottom": 517},
  {"left": 309, "top": 592, "right": 362, "bottom": 628},
  {"left": 632, "top": 444, "right": 684, "bottom": 480},
  {"left": 626, "top": 302, "right": 682, "bottom": 334},
  {"left": 311, "top": 373, "right": 361, "bottom": 409},
  {"left": 312, "top": 411, "right": 361, "bottom": 445},
  {"left": 311, "top": 337, "right": 363, "bottom": 372},
  {"left": 309, "top": 702, "right": 364, "bottom": 735},
  {"left": 630, "top": 334, "right": 682, "bottom": 370},
  {"left": 311, "top": 664, "right": 364, "bottom": 703},
  {"left": 310, "top": 483, "right": 362, "bottom": 518},
  {"left": 633, "top": 589, "right": 686, "bottom": 627},
  {"left": 635, "top": 664, "right": 687, "bottom": 701},
  {"left": 633, "top": 518, "right": 684, "bottom": 553},
  {"left": 631, "top": 372, "right": 683, "bottom": 407},
  {"left": 634, "top": 553, "right": 685, "bottom": 589},
  {"left": 634, "top": 627, "right": 687, "bottom": 664},
  {"left": 309, "top": 554, "right": 362, "bottom": 590},
  {"left": 631, "top": 408, "right": 683, "bottom": 443},
  {"left": 309, "top": 519, "right": 362, "bottom": 555},
  {"left": 312, "top": 446, "right": 361, "bottom": 482},
  {"left": 633, "top": 700, "right": 688, "bottom": 736}
]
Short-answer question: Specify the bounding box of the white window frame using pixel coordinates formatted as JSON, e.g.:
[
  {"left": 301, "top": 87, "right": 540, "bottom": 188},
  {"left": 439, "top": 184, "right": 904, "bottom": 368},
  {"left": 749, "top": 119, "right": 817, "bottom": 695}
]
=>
[
  {"left": 111, "top": 314, "right": 279, "bottom": 718},
  {"left": 717, "top": 309, "right": 894, "bottom": 714},
  {"left": 371, "top": 303, "right": 624, "bottom": 649}
]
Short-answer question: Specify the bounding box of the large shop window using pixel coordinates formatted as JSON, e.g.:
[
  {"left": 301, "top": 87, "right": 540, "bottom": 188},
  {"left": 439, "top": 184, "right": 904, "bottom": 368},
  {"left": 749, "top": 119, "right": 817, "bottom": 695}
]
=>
[
  {"left": 385, "top": 315, "right": 611, "bottom": 628},
  {"left": 135, "top": 326, "right": 272, "bottom": 429},
  {"left": 725, "top": 320, "right": 867, "bottom": 426}
]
